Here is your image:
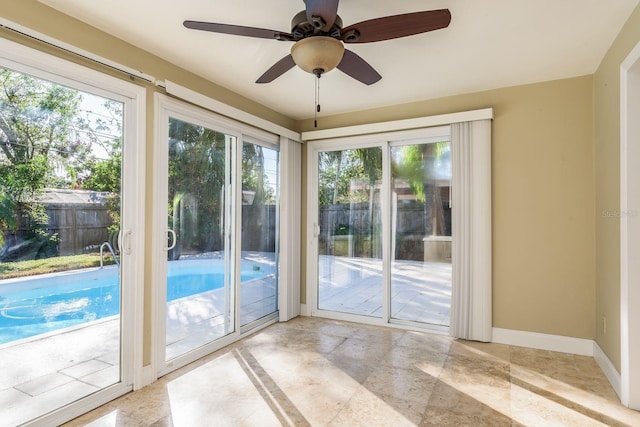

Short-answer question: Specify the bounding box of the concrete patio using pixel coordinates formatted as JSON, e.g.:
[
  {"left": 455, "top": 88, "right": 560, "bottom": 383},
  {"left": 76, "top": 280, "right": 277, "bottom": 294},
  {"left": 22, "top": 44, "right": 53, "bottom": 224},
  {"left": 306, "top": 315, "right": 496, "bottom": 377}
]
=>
[{"left": 319, "top": 255, "right": 452, "bottom": 326}]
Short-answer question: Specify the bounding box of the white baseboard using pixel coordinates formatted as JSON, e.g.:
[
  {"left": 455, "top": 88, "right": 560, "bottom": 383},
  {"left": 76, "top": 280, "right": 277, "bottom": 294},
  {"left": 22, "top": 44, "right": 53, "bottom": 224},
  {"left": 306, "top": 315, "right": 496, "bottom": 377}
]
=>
[
  {"left": 491, "top": 328, "right": 621, "bottom": 399},
  {"left": 492, "top": 328, "right": 594, "bottom": 356},
  {"left": 593, "top": 341, "right": 622, "bottom": 399}
]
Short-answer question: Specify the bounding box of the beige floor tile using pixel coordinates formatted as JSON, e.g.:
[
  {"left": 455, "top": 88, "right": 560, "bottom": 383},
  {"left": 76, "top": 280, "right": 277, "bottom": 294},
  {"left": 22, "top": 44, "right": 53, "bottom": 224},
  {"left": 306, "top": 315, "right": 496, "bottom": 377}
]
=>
[
  {"left": 278, "top": 378, "right": 359, "bottom": 426},
  {"left": 330, "top": 335, "right": 395, "bottom": 361},
  {"left": 396, "top": 330, "right": 452, "bottom": 354},
  {"left": 165, "top": 361, "right": 279, "bottom": 426},
  {"left": 242, "top": 326, "right": 347, "bottom": 355},
  {"left": 383, "top": 344, "right": 449, "bottom": 377},
  {"left": 362, "top": 364, "right": 438, "bottom": 404},
  {"left": 438, "top": 353, "right": 511, "bottom": 415},
  {"left": 93, "top": 382, "right": 174, "bottom": 424},
  {"left": 64, "top": 408, "right": 148, "bottom": 427},
  {"left": 325, "top": 353, "right": 379, "bottom": 384},
  {"left": 510, "top": 382, "right": 612, "bottom": 427},
  {"left": 510, "top": 364, "right": 640, "bottom": 426},
  {"left": 330, "top": 388, "right": 421, "bottom": 427},
  {"left": 427, "top": 379, "right": 511, "bottom": 420},
  {"left": 55, "top": 317, "right": 640, "bottom": 427},
  {"left": 421, "top": 406, "right": 512, "bottom": 427},
  {"left": 449, "top": 339, "right": 511, "bottom": 364}
]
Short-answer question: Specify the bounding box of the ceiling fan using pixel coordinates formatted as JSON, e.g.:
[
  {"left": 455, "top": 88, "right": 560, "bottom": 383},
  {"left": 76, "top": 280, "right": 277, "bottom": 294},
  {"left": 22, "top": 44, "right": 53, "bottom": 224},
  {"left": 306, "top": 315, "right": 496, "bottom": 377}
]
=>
[{"left": 183, "top": 0, "right": 451, "bottom": 85}]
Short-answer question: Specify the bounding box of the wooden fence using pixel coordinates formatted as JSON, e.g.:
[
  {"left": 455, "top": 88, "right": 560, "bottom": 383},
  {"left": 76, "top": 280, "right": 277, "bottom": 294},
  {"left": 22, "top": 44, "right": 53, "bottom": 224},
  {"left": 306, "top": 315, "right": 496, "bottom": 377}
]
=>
[{"left": 45, "top": 203, "right": 113, "bottom": 255}]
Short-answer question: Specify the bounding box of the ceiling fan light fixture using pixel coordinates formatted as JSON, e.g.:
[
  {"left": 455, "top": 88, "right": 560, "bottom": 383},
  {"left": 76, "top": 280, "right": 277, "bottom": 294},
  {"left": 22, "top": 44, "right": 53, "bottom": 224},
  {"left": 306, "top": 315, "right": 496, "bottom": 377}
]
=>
[{"left": 290, "top": 36, "right": 345, "bottom": 76}]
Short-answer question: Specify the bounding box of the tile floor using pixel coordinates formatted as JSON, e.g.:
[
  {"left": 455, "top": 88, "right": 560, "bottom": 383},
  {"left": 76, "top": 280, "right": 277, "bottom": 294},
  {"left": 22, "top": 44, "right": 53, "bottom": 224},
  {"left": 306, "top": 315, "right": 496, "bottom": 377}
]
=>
[{"left": 63, "top": 316, "right": 640, "bottom": 427}]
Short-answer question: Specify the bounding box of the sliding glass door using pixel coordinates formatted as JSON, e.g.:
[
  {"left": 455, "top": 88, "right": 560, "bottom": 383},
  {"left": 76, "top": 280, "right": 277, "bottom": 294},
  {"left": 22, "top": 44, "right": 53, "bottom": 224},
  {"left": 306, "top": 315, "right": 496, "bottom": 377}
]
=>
[
  {"left": 390, "top": 140, "right": 452, "bottom": 326},
  {"left": 240, "top": 141, "right": 280, "bottom": 327},
  {"left": 310, "top": 129, "right": 452, "bottom": 329},
  {"left": 155, "top": 95, "right": 280, "bottom": 374},
  {"left": 317, "top": 147, "right": 383, "bottom": 317},
  {"left": 0, "top": 39, "right": 144, "bottom": 426},
  {"left": 163, "top": 117, "right": 235, "bottom": 361}
]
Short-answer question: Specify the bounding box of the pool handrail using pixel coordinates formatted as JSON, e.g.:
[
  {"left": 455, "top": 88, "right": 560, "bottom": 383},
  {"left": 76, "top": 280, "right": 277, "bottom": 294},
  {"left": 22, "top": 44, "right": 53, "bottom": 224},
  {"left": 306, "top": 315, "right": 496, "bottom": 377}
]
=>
[{"left": 100, "top": 241, "right": 120, "bottom": 268}]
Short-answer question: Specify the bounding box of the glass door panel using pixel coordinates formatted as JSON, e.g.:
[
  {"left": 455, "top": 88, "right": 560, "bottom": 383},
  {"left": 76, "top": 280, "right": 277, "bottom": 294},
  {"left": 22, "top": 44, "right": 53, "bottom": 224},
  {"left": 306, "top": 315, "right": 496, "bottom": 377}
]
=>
[
  {"left": 317, "top": 147, "right": 383, "bottom": 317},
  {"left": 390, "top": 141, "right": 452, "bottom": 325},
  {"left": 240, "top": 142, "right": 279, "bottom": 326},
  {"left": 165, "top": 117, "right": 234, "bottom": 361},
  {"left": 0, "top": 68, "right": 125, "bottom": 424}
]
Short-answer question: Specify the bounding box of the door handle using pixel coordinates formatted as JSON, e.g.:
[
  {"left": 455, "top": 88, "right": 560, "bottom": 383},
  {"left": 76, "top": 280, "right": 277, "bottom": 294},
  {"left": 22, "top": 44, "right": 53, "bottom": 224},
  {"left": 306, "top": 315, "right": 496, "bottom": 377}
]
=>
[
  {"left": 166, "top": 229, "right": 177, "bottom": 251},
  {"left": 119, "top": 229, "right": 132, "bottom": 255},
  {"left": 313, "top": 223, "right": 320, "bottom": 238}
]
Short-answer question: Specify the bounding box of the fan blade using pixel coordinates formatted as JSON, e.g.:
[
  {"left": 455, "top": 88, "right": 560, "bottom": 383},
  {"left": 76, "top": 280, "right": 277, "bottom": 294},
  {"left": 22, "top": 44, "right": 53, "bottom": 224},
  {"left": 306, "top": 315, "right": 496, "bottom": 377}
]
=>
[
  {"left": 256, "top": 55, "right": 296, "bottom": 83},
  {"left": 337, "top": 49, "right": 382, "bottom": 85},
  {"left": 305, "top": 0, "right": 339, "bottom": 31},
  {"left": 184, "top": 20, "right": 293, "bottom": 41},
  {"left": 341, "top": 9, "right": 451, "bottom": 44}
]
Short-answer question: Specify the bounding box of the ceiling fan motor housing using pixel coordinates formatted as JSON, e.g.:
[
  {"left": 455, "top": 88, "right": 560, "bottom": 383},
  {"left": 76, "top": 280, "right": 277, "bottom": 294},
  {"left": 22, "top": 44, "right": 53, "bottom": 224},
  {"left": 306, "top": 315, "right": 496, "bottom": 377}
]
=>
[{"left": 291, "top": 10, "right": 343, "bottom": 40}]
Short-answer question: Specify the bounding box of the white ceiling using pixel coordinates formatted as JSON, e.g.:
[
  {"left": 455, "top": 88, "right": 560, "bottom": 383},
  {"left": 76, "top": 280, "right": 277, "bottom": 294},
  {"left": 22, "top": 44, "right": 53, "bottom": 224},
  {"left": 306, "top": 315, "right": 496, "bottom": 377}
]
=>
[{"left": 39, "top": 0, "right": 639, "bottom": 121}]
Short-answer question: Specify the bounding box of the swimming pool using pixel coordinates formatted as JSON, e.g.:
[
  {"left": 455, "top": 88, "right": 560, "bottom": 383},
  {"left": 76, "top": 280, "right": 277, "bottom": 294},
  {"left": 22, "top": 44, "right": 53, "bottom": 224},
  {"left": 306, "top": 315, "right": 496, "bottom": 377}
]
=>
[{"left": 0, "top": 258, "right": 271, "bottom": 345}]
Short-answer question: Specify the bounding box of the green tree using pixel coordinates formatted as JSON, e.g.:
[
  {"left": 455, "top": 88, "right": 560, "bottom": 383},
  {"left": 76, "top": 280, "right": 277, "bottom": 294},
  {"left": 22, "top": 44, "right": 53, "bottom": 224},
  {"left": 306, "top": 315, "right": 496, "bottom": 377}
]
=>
[
  {"left": 82, "top": 149, "right": 121, "bottom": 192},
  {"left": 80, "top": 99, "right": 123, "bottom": 192},
  {"left": 167, "top": 118, "right": 230, "bottom": 257},
  {"left": 243, "top": 143, "right": 265, "bottom": 204},
  {"left": 318, "top": 150, "right": 368, "bottom": 206},
  {"left": 81, "top": 100, "right": 123, "bottom": 235},
  {"left": 393, "top": 141, "right": 451, "bottom": 236},
  {"left": 82, "top": 140, "right": 121, "bottom": 234},
  {"left": 0, "top": 67, "right": 98, "bottom": 258},
  {"left": 242, "top": 143, "right": 276, "bottom": 204}
]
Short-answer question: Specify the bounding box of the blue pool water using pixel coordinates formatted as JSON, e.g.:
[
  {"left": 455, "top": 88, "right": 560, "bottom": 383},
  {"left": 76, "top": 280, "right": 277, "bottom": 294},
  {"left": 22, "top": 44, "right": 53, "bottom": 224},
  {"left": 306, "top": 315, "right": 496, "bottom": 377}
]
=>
[{"left": 0, "top": 260, "right": 269, "bottom": 345}]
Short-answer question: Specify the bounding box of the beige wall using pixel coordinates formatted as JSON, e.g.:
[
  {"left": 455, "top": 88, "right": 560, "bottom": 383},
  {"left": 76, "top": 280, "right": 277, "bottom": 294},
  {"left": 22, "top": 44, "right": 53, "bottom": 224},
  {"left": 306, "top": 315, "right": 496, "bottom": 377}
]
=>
[
  {"left": 301, "top": 76, "right": 596, "bottom": 339},
  {"left": 594, "top": 3, "right": 640, "bottom": 372}
]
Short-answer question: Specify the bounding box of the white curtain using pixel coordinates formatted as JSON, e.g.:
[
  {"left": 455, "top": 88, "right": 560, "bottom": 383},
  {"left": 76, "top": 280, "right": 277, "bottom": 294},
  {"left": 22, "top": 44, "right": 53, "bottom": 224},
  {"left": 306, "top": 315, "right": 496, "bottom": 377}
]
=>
[
  {"left": 279, "top": 137, "right": 302, "bottom": 321},
  {"left": 450, "top": 120, "right": 492, "bottom": 342}
]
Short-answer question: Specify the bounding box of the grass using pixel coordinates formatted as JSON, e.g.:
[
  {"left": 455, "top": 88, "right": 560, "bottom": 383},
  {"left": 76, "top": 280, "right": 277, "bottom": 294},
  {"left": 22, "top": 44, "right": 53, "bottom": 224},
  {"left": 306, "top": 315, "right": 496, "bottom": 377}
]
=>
[{"left": 0, "top": 253, "right": 117, "bottom": 280}]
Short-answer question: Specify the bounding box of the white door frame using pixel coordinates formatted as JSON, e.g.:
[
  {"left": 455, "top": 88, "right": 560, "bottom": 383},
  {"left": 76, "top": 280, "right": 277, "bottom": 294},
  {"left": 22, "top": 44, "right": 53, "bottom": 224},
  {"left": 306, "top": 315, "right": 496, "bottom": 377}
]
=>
[
  {"left": 152, "top": 94, "right": 243, "bottom": 377},
  {"left": 620, "top": 39, "right": 640, "bottom": 410},
  {"left": 152, "top": 94, "right": 284, "bottom": 378},
  {"left": 305, "top": 127, "right": 451, "bottom": 329},
  {"left": 0, "top": 37, "right": 146, "bottom": 426},
  {"left": 306, "top": 137, "right": 387, "bottom": 327}
]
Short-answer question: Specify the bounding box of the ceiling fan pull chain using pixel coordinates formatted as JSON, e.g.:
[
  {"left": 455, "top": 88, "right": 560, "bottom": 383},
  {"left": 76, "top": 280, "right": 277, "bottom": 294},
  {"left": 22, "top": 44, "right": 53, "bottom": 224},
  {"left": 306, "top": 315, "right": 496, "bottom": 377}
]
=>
[
  {"left": 317, "top": 74, "right": 321, "bottom": 113},
  {"left": 314, "top": 73, "right": 321, "bottom": 128}
]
